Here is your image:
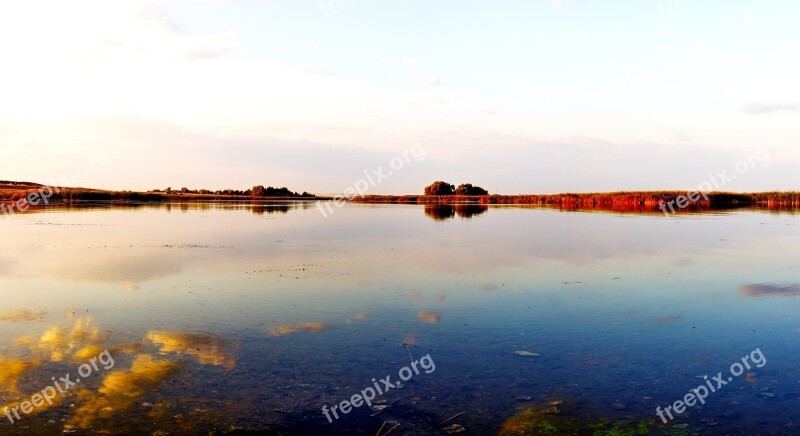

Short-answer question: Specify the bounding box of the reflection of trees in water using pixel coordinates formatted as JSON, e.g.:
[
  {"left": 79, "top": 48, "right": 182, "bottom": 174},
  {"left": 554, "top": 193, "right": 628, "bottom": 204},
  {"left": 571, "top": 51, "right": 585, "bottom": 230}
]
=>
[
  {"left": 250, "top": 204, "right": 292, "bottom": 215},
  {"left": 456, "top": 204, "right": 488, "bottom": 218},
  {"left": 425, "top": 205, "right": 455, "bottom": 221},
  {"left": 424, "top": 204, "right": 488, "bottom": 221},
  {"left": 7, "top": 201, "right": 310, "bottom": 217}
]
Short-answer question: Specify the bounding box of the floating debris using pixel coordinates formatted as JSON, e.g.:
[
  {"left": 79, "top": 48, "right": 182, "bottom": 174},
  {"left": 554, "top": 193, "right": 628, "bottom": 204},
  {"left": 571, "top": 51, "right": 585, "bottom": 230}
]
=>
[
  {"left": 541, "top": 406, "right": 562, "bottom": 415},
  {"left": 515, "top": 351, "right": 540, "bottom": 357},
  {"left": 404, "top": 343, "right": 415, "bottom": 363},
  {"left": 375, "top": 420, "right": 400, "bottom": 436},
  {"left": 442, "top": 423, "right": 466, "bottom": 434}
]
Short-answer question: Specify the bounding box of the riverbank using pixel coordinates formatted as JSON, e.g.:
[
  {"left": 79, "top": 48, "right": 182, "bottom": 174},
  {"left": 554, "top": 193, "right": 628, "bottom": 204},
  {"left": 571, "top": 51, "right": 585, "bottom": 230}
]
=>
[
  {"left": 350, "top": 191, "right": 800, "bottom": 213},
  {"left": 0, "top": 182, "right": 322, "bottom": 204}
]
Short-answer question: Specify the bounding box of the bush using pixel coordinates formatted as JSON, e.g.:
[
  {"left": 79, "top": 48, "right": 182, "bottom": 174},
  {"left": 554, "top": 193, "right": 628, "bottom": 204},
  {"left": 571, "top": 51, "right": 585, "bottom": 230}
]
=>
[
  {"left": 424, "top": 181, "right": 455, "bottom": 196},
  {"left": 455, "top": 183, "right": 488, "bottom": 195}
]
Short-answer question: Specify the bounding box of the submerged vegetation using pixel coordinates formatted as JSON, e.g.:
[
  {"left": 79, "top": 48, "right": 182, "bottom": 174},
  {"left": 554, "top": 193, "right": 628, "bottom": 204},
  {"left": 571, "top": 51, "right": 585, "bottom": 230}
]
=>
[{"left": 498, "top": 401, "right": 683, "bottom": 436}]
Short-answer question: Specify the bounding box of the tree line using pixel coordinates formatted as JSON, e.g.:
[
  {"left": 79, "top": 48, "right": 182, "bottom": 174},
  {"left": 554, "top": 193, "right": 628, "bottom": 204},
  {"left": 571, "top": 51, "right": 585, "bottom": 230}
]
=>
[
  {"left": 151, "top": 186, "right": 314, "bottom": 197},
  {"left": 424, "top": 181, "right": 488, "bottom": 196}
]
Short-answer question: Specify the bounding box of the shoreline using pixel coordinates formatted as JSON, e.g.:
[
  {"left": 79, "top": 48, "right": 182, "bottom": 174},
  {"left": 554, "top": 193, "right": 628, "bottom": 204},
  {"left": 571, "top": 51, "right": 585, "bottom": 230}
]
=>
[
  {"left": 3, "top": 184, "right": 799, "bottom": 214},
  {"left": 349, "top": 191, "right": 800, "bottom": 212}
]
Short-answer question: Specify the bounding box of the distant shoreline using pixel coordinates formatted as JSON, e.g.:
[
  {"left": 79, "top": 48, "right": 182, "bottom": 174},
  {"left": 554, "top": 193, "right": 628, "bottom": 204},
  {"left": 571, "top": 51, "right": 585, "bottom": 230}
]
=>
[
  {"left": 0, "top": 182, "right": 325, "bottom": 204},
  {"left": 2, "top": 182, "right": 799, "bottom": 213},
  {"left": 350, "top": 191, "right": 800, "bottom": 213}
]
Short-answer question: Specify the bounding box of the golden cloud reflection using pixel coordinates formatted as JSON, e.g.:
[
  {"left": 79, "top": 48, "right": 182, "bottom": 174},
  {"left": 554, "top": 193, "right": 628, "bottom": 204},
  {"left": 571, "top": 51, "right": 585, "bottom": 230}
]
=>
[
  {"left": 417, "top": 310, "right": 441, "bottom": 324},
  {"left": 0, "top": 393, "right": 63, "bottom": 422},
  {"left": 0, "top": 309, "right": 46, "bottom": 322},
  {"left": 68, "top": 354, "right": 182, "bottom": 429},
  {"left": 345, "top": 312, "right": 369, "bottom": 324},
  {"left": 0, "top": 315, "right": 241, "bottom": 430},
  {"left": 147, "top": 331, "right": 236, "bottom": 368},
  {"left": 268, "top": 322, "right": 333, "bottom": 337},
  {"left": 0, "top": 356, "right": 36, "bottom": 393},
  {"left": 740, "top": 283, "right": 800, "bottom": 298},
  {"left": 35, "top": 317, "right": 110, "bottom": 363}
]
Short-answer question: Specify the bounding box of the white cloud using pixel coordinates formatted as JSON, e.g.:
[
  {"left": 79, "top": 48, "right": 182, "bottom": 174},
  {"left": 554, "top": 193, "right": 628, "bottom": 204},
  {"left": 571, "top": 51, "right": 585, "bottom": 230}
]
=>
[
  {"left": 173, "top": 33, "right": 237, "bottom": 61},
  {"left": 137, "top": 5, "right": 187, "bottom": 36},
  {"left": 301, "top": 67, "right": 334, "bottom": 77},
  {"left": 0, "top": 1, "right": 236, "bottom": 77},
  {"left": 419, "top": 77, "right": 442, "bottom": 88},
  {"left": 739, "top": 101, "right": 800, "bottom": 115}
]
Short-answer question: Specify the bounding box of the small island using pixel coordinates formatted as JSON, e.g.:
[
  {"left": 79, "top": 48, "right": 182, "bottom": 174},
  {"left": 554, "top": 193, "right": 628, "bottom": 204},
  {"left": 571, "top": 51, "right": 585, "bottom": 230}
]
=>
[{"left": 350, "top": 180, "right": 800, "bottom": 213}]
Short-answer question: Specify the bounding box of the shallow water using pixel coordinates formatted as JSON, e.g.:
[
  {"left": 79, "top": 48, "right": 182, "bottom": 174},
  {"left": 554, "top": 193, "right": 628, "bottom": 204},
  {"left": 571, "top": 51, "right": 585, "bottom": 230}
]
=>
[{"left": 1, "top": 202, "right": 799, "bottom": 434}]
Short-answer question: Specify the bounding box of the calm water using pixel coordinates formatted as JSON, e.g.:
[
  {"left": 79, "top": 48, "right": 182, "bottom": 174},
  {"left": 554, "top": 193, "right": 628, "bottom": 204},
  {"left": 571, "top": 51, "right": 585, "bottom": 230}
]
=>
[{"left": 1, "top": 202, "right": 799, "bottom": 435}]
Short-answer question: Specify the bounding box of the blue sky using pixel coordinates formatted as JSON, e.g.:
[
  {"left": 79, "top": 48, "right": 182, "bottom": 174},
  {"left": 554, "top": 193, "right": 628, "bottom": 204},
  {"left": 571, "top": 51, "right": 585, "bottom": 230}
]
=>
[{"left": 0, "top": 0, "right": 797, "bottom": 194}]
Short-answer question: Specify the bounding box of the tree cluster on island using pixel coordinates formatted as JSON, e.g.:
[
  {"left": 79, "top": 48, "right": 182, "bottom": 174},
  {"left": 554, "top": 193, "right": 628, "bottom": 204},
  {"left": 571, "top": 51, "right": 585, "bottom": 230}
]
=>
[{"left": 424, "top": 181, "right": 489, "bottom": 196}]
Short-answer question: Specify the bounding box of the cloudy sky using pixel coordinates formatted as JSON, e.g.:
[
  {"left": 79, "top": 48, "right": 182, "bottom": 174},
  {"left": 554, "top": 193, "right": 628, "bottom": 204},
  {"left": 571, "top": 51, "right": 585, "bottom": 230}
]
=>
[{"left": 0, "top": 0, "right": 797, "bottom": 194}]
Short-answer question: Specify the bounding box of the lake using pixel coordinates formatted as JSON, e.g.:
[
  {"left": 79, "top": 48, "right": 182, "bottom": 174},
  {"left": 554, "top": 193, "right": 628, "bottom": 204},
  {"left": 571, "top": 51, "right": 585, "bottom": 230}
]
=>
[{"left": 1, "top": 202, "right": 798, "bottom": 434}]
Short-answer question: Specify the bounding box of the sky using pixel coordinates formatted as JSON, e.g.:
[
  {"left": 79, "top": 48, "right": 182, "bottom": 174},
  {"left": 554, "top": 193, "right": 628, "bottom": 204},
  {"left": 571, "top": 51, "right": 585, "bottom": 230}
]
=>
[{"left": 0, "top": 0, "right": 798, "bottom": 194}]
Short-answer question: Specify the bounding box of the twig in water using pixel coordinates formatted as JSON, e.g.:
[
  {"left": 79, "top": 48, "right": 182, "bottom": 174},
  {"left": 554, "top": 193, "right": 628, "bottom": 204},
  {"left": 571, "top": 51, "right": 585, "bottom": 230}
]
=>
[
  {"left": 375, "top": 421, "right": 388, "bottom": 436},
  {"left": 403, "top": 343, "right": 414, "bottom": 363},
  {"left": 371, "top": 397, "right": 404, "bottom": 416},
  {"left": 383, "top": 423, "right": 401, "bottom": 436},
  {"left": 376, "top": 421, "right": 400, "bottom": 436},
  {"left": 388, "top": 397, "right": 402, "bottom": 407},
  {"left": 438, "top": 411, "right": 467, "bottom": 427}
]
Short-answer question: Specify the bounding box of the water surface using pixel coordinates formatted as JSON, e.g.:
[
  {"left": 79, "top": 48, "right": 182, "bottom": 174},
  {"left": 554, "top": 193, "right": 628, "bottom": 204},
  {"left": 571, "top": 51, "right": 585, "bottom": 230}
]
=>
[{"left": 1, "top": 202, "right": 799, "bottom": 434}]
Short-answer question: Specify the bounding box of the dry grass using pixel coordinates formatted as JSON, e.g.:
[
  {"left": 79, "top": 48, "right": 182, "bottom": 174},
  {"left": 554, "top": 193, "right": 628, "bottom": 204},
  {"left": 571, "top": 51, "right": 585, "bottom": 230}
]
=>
[{"left": 351, "top": 191, "right": 800, "bottom": 213}]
